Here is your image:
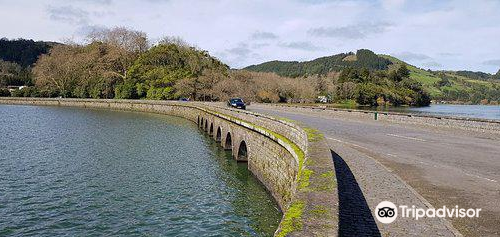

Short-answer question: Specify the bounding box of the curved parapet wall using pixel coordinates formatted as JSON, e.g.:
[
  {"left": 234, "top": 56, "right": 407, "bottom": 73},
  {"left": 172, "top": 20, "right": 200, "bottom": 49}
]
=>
[{"left": 0, "top": 98, "right": 339, "bottom": 236}]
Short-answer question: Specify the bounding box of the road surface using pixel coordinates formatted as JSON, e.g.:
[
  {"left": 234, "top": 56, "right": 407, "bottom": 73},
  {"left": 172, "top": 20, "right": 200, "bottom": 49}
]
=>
[{"left": 250, "top": 104, "right": 500, "bottom": 237}]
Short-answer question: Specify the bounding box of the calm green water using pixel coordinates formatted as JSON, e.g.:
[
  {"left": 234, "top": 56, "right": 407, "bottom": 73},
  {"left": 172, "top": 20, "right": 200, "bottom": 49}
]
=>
[{"left": 0, "top": 105, "right": 281, "bottom": 236}]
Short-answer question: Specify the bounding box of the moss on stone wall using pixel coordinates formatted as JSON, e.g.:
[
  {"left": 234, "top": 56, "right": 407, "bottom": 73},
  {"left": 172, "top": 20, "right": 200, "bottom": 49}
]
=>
[
  {"left": 276, "top": 200, "right": 305, "bottom": 237},
  {"left": 298, "top": 169, "right": 313, "bottom": 190},
  {"left": 310, "top": 204, "right": 330, "bottom": 218},
  {"left": 304, "top": 127, "right": 324, "bottom": 142}
]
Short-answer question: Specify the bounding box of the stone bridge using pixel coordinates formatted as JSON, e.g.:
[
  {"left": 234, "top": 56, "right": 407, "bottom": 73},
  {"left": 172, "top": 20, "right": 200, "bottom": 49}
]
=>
[
  {"left": 198, "top": 114, "right": 250, "bottom": 162},
  {"left": 0, "top": 98, "right": 338, "bottom": 237}
]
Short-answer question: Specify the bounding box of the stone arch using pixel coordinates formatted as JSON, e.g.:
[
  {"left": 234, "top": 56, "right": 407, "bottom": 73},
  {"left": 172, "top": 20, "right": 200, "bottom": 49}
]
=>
[
  {"left": 224, "top": 132, "right": 232, "bottom": 150},
  {"left": 237, "top": 140, "right": 248, "bottom": 161},
  {"left": 200, "top": 117, "right": 204, "bottom": 128},
  {"left": 216, "top": 127, "right": 222, "bottom": 142},
  {"left": 209, "top": 123, "right": 214, "bottom": 135},
  {"left": 204, "top": 119, "right": 208, "bottom": 131}
]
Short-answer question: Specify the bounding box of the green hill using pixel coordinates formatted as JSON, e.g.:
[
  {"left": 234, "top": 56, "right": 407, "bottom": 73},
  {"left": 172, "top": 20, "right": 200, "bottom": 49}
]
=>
[
  {"left": 380, "top": 55, "right": 442, "bottom": 97},
  {"left": 244, "top": 49, "right": 392, "bottom": 77},
  {"left": 246, "top": 50, "right": 500, "bottom": 104},
  {"left": 0, "top": 38, "right": 58, "bottom": 88},
  {"left": 381, "top": 55, "right": 500, "bottom": 104},
  {"left": 0, "top": 38, "right": 56, "bottom": 67}
]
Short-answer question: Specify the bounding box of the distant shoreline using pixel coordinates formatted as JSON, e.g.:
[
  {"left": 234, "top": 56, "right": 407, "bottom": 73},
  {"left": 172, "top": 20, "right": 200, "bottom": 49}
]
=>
[
  {"left": 431, "top": 101, "right": 500, "bottom": 106},
  {"left": 262, "top": 102, "right": 500, "bottom": 124}
]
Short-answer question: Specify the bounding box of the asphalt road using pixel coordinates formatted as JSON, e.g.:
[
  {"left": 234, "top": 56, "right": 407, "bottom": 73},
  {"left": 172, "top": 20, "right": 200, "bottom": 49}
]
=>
[{"left": 249, "top": 104, "right": 500, "bottom": 237}]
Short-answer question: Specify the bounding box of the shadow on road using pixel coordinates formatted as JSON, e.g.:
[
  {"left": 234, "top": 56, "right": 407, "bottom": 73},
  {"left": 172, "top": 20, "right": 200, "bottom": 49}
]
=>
[{"left": 331, "top": 150, "right": 381, "bottom": 237}]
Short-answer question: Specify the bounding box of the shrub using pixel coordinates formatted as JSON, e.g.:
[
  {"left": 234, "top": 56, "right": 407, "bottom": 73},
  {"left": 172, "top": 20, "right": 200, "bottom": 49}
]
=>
[
  {"left": 11, "top": 87, "right": 39, "bottom": 97},
  {"left": 0, "top": 88, "right": 11, "bottom": 97},
  {"left": 356, "top": 83, "right": 382, "bottom": 106}
]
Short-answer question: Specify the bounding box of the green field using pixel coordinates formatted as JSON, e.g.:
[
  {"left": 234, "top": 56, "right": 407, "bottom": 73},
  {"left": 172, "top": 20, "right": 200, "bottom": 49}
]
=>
[{"left": 381, "top": 55, "right": 500, "bottom": 103}]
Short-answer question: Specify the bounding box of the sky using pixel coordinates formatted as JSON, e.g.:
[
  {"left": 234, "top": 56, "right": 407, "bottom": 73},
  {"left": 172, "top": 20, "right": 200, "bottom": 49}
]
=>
[{"left": 1, "top": 0, "right": 499, "bottom": 73}]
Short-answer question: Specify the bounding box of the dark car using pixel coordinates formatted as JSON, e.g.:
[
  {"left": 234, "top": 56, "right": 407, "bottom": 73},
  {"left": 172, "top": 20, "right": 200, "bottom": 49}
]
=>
[{"left": 227, "top": 98, "right": 246, "bottom": 110}]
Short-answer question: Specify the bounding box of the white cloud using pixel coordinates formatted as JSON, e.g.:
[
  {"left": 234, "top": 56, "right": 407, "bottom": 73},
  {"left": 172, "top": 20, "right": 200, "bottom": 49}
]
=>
[
  {"left": 0, "top": 0, "right": 499, "bottom": 73},
  {"left": 46, "top": 5, "right": 90, "bottom": 25},
  {"left": 72, "top": 0, "right": 112, "bottom": 4},
  {"left": 394, "top": 52, "right": 432, "bottom": 61},
  {"left": 308, "top": 22, "right": 392, "bottom": 39},
  {"left": 483, "top": 59, "right": 500, "bottom": 67},
  {"left": 251, "top": 31, "right": 278, "bottom": 40},
  {"left": 421, "top": 61, "right": 443, "bottom": 68},
  {"left": 381, "top": 0, "right": 406, "bottom": 10},
  {"left": 279, "top": 41, "right": 323, "bottom": 51}
]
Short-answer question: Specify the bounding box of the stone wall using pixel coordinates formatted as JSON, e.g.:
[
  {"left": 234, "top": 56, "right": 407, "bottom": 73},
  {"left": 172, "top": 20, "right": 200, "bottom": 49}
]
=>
[
  {"left": 0, "top": 98, "right": 339, "bottom": 237},
  {"left": 194, "top": 110, "right": 298, "bottom": 209},
  {"left": 203, "top": 102, "right": 309, "bottom": 153},
  {"left": 264, "top": 103, "right": 500, "bottom": 134}
]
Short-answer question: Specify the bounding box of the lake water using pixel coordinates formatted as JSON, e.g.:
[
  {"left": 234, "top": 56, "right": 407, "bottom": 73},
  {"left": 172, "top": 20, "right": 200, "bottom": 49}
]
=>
[
  {"left": 0, "top": 105, "right": 281, "bottom": 236},
  {"left": 366, "top": 104, "right": 500, "bottom": 121},
  {"left": 406, "top": 104, "right": 500, "bottom": 120}
]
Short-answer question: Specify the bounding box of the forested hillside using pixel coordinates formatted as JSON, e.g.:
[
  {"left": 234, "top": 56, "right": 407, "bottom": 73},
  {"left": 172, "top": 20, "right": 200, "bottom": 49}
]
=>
[
  {"left": 244, "top": 49, "right": 392, "bottom": 77},
  {"left": 2, "top": 34, "right": 427, "bottom": 106},
  {"left": 32, "top": 29, "right": 228, "bottom": 99},
  {"left": 0, "top": 38, "right": 55, "bottom": 67},
  {"left": 0, "top": 39, "right": 56, "bottom": 89},
  {"left": 1, "top": 32, "right": 498, "bottom": 106},
  {"left": 382, "top": 55, "right": 500, "bottom": 104},
  {"left": 245, "top": 50, "right": 500, "bottom": 105}
]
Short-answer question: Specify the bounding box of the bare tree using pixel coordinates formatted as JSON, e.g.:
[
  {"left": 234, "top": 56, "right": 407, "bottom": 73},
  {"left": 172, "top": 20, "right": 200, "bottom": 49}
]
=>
[
  {"left": 211, "top": 70, "right": 257, "bottom": 102},
  {"left": 33, "top": 45, "right": 83, "bottom": 97},
  {"left": 157, "top": 36, "right": 191, "bottom": 48},
  {"left": 87, "top": 27, "right": 149, "bottom": 53}
]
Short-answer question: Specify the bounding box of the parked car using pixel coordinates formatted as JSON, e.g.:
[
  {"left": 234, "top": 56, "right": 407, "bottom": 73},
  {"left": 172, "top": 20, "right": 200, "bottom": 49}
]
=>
[{"left": 227, "top": 98, "right": 246, "bottom": 110}]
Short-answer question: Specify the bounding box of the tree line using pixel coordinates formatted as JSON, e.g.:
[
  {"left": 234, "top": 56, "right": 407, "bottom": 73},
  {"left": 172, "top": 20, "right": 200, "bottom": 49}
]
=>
[
  {"left": 28, "top": 29, "right": 227, "bottom": 99},
  {"left": 455, "top": 70, "right": 500, "bottom": 81},
  {"left": 171, "top": 64, "right": 430, "bottom": 106},
  {"left": 433, "top": 72, "right": 500, "bottom": 104},
  {"left": 1, "top": 28, "right": 432, "bottom": 106},
  {"left": 0, "top": 38, "right": 55, "bottom": 67},
  {"left": 244, "top": 49, "right": 393, "bottom": 77}
]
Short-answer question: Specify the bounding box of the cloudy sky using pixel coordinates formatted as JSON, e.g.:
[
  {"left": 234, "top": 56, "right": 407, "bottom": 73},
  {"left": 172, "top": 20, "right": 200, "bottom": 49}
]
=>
[{"left": 1, "top": 0, "right": 499, "bottom": 73}]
